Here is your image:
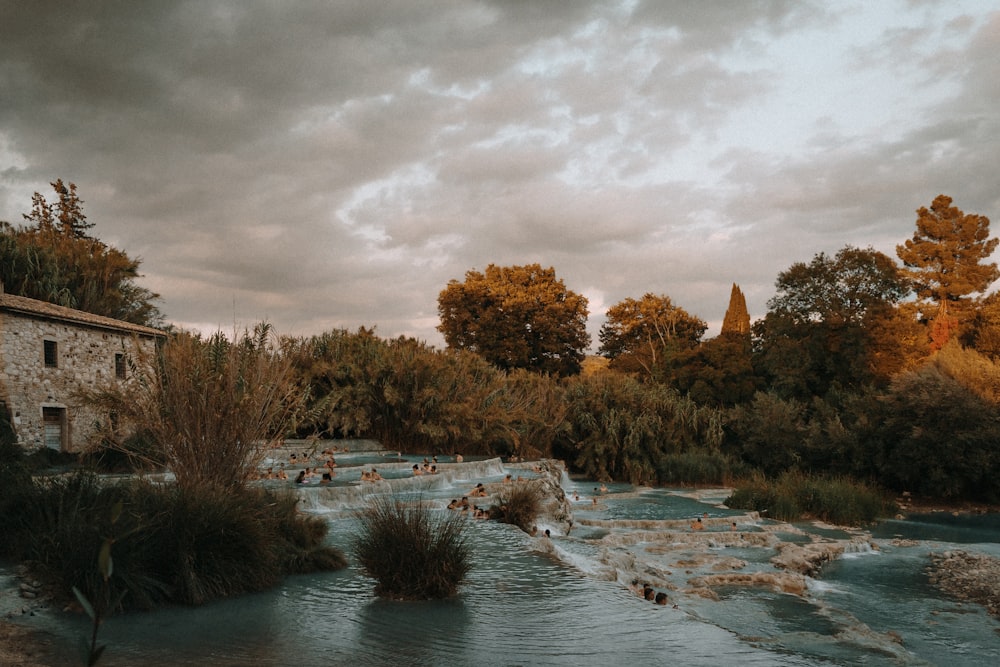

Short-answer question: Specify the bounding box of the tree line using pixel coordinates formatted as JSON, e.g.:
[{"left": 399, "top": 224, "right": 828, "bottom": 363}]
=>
[{"left": 5, "top": 184, "right": 1000, "bottom": 504}]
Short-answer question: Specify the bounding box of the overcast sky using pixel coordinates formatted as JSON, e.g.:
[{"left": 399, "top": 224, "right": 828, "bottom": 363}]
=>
[{"left": 2, "top": 1, "right": 998, "bottom": 349}]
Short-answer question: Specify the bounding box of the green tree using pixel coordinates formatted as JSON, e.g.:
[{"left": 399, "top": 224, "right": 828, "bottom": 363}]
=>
[
  {"left": 754, "top": 246, "right": 912, "bottom": 398},
  {"left": 724, "top": 391, "right": 805, "bottom": 476},
  {"left": 673, "top": 283, "right": 757, "bottom": 406},
  {"left": 1, "top": 180, "right": 162, "bottom": 326},
  {"left": 872, "top": 350, "right": 1000, "bottom": 502},
  {"left": 437, "top": 263, "right": 590, "bottom": 376},
  {"left": 673, "top": 333, "right": 758, "bottom": 406},
  {"left": 896, "top": 195, "right": 999, "bottom": 341},
  {"left": 598, "top": 293, "right": 706, "bottom": 380}
]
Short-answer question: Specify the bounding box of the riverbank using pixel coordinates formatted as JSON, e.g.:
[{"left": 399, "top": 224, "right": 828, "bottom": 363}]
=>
[
  {"left": 0, "top": 569, "right": 69, "bottom": 666},
  {"left": 894, "top": 492, "right": 1000, "bottom": 517},
  {"left": 928, "top": 550, "right": 1000, "bottom": 617},
  {"left": 0, "top": 622, "right": 65, "bottom": 667}
]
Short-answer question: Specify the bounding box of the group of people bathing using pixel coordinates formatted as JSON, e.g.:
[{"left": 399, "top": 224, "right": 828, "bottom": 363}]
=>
[
  {"left": 630, "top": 579, "right": 676, "bottom": 607},
  {"left": 413, "top": 457, "right": 440, "bottom": 475},
  {"left": 290, "top": 448, "right": 341, "bottom": 485},
  {"left": 445, "top": 481, "right": 499, "bottom": 519}
]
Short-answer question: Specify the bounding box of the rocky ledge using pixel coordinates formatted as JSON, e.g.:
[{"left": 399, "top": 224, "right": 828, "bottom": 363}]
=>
[{"left": 927, "top": 550, "right": 1000, "bottom": 616}]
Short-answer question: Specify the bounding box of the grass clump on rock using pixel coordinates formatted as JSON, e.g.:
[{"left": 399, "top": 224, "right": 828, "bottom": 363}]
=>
[
  {"left": 490, "top": 481, "right": 543, "bottom": 533},
  {"left": 352, "top": 495, "right": 471, "bottom": 600}
]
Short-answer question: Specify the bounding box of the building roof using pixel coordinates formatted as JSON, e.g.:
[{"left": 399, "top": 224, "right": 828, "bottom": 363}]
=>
[{"left": 0, "top": 292, "right": 164, "bottom": 337}]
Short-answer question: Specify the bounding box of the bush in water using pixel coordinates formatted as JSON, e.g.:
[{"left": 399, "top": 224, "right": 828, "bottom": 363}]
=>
[
  {"left": 352, "top": 495, "right": 471, "bottom": 600},
  {"left": 491, "top": 481, "right": 543, "bottom": 533}
]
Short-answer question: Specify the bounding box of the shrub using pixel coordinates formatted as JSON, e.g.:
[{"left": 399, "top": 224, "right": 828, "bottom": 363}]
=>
[
  {"left": 656, "top": 450, "right": 749, "bottom": 486},
  {"left": 79, "top": 324, "right": 306, "bottom": 493},
  {"left": 352, "top": 495, "right": 471, "bottom": 600},
  {"left": 725, "top": 471, "right": 889, "bottom": 526},
  {"left": 2, "top": 476, "right": 346, "bottom": 611},
  {"left": 83, "top": 429, "right": 165, "bottom": 474},
  {"left": 490, "top": 482, "right": 543, "bottom": 533}
]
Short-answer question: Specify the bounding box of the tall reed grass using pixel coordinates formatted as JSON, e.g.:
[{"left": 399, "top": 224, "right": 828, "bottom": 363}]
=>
[
  {"left": 656, "top": 450, "right": 749, "bottom": 486},
  {"left": 725, "top": 470, "right": 890, "bottom": 526},
  {"left": 352, "top": 495, "right": 471, "bottom": 599},
  {"left": 0, "top": 473, "right": 346, "bottom": 611},
  {"left": 79, "top": 323, "right": 306, "bottom": 492},
  {"left": 491, "top": 482, "right": 543, "bottom": 533}
]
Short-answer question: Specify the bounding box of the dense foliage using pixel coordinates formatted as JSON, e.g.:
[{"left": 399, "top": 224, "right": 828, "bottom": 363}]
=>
[
  {"left": 437, "top": 263, "right": 590, "bottom": 376},
  {"left": 81, "top": 323, "right": 305, "bottom": 492},
  {"left": 598, "top": 293, "right": 706, "bottom": 379},
  {"left": 0, "top": 470, "right": 345, "bottom": 611},
  {"left": 286, "top": 328, "right": 568, "bottom": 458},
  {"left": 0, "top": 180, "right": 162, "bottom": 326},
  {"left": 753, "top": 246, "right": 918, "bottom": 398}
]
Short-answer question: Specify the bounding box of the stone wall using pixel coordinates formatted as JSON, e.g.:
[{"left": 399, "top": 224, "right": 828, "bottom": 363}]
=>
[{"left": 0, "top": 312, "right": 157, "bottom": 452}]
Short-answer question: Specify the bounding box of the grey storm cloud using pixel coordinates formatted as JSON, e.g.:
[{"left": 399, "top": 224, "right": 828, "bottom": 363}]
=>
[{"left": 1, "top": 0, "right": 998, "bottom": 345}]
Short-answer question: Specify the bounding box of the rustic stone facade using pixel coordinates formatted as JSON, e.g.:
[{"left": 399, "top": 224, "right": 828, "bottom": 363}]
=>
[{"left": 0, "top": 291, "right": 162, "bottom": 452}]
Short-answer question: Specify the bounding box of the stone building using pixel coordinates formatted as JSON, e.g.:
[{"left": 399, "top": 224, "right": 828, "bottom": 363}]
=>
[{"left": 0, "top": 287, "right": 163, "bottom": 452}]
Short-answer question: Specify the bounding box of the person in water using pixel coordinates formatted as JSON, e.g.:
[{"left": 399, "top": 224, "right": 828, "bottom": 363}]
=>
[{"left": 654, "top": 592, "right": 668, "bottom": 605}]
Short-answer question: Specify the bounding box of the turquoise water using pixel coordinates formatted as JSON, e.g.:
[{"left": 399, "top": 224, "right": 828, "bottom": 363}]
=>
[{"left": 21, "top": 443, "right": 1000, "bottom": 666}]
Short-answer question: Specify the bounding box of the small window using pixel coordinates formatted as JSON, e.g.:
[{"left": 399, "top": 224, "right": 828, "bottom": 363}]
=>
[
  {"left": 44, "top": 340, "right": 58, "bottom": 368},
  {"left": 115, "top": 353, "right": 126, "bottom": 379}
]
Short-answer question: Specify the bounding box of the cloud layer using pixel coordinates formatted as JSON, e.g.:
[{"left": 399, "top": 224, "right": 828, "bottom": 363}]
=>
[{"left": 2, "top": 1, "right": 998, "bottom": 347}]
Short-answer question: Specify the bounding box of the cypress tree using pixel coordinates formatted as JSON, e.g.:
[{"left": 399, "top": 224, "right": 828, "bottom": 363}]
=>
[{"left": 721, "top": 283, "right": 750, "bottom": 336}]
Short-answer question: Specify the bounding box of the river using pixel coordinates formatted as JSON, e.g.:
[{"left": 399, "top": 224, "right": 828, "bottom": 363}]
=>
[{"left": 22, "top": 442, "right": 1000, "bottom": 666}]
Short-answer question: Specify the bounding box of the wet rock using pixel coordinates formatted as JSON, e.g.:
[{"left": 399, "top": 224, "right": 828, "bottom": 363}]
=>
[
  {"left": 927, "top": 550, "right": 1000, "bottom": 617},
  {"left": 770, "top": 541, "right": 844, "bottom": 576},
  {"left": 687, "top": 571, "right": 808, "bottom": 596},
  {"left": 710, "top": 557, "right": 748, "bottom": 572}
]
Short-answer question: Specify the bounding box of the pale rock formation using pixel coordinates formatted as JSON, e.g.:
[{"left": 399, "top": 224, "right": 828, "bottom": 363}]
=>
[{"left": 927, "top": 550, "right": 1000, "bottom": 616}]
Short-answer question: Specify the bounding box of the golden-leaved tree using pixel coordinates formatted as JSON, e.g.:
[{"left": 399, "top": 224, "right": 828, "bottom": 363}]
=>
[
  {"left": 598, "top": 293, "right": 706, "bottom": 380},
  {"left": 437, "top": 263, "right": 590, "bottom": 377},
  {"left": 897, "top": 194, "right": 999, "bottom": 349}
]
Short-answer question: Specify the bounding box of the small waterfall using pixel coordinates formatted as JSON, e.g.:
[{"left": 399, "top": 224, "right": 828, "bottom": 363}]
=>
[
  {"left": 294, "top": 457, "right": 510, "bottom": 512},
  {"left": 841, "top": 536, "right": 879, "bottom": 557}
]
